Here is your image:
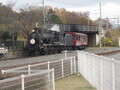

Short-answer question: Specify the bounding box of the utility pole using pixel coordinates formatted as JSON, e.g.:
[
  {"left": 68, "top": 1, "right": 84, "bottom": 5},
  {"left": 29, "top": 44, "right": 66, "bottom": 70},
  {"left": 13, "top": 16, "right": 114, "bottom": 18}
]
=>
[
  {"left": 99, "top": 3, "right": 102, "bottom": 48},
  {"left": 87, "top": 14, "right": 90, "bottom": 31},
  {"left": 117, "top": 19, "right": 119, "bottom": 28},
  {"left": 42, "top": 0, "right": 46, "bottom": 29},
  {"left": 106, "top": 17, "right": 109, "bottom": 30}
]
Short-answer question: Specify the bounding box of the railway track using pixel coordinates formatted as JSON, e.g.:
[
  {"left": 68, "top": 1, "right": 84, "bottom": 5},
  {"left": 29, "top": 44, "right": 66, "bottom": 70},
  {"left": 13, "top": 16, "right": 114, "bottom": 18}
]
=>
[{"left": 0, "top": 51, "right": 77, "bottom": 68}]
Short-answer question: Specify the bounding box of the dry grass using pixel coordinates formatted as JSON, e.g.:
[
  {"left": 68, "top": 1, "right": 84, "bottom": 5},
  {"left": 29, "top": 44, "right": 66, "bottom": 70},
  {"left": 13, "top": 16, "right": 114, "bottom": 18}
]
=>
[{"left": 55, "top": 74, "right": 96, "bottom": 90}]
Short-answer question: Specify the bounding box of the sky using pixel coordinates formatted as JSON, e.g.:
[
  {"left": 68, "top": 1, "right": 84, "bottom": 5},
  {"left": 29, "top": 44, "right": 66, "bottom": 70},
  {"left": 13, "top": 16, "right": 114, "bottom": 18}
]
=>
[{"left": 0, "top": 0, "right": 120, "bottom": 21}]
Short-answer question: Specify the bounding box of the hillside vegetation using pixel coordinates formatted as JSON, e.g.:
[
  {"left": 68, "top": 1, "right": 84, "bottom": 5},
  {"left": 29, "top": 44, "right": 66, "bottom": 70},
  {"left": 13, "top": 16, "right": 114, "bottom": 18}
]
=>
[{"left": 105, "top": 27, "right": 120, "bottom": 46}]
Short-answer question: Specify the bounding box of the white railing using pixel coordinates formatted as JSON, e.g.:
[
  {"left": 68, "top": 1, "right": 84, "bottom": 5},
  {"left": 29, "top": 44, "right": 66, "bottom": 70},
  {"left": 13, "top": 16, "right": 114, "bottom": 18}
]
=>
[
  {"left": 78, "top": 51, "right": 120, "bottom": 90},
  {"left": 1, "top": 56, "right": 77, "bottom": 90},
  {"left": 3, "top": 50, "right": 120, "bottom": 90},
  {"left": 0, "top": 69, "right": 55, "bottom": 90},
  {"left": 2, "top": 56, "right": 76, "bottom": 79}
]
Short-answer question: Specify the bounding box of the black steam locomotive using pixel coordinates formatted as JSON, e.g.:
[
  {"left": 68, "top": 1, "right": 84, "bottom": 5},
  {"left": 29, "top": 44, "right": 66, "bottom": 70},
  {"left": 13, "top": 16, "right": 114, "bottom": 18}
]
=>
[
  {"left": 25, "top": 27, "right": 88, "bottom": 55},
  {"left": 25, "top": 28, "right": 61, "bottom": 55}
]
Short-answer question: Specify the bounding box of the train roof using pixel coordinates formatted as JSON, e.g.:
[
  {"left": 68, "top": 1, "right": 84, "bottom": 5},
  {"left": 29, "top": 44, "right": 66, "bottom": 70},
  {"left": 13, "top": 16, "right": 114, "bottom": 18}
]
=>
[{"left": 65, "top": 32, "right": 87, "bottom": 36}]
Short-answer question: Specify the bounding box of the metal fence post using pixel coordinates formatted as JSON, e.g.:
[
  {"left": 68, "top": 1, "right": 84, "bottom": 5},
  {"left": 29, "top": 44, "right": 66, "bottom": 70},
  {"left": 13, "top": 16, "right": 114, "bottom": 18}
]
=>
[
  {"left": 73, "top": 56, "right": 76, "bottom": 74},
  {"left": 28, "top": 65, "right": 31, "bottom": 74},
  {"left": 112, "top": 58, "right": 115, "bottom": 90},
  {"left": 77, "top": 50, "right": 79, "bottom": 73},
  {"left": 48, "top": 61, "right": 50, "bottom": 70},
  {"left": 1, "top": 70, "right": 4, "bottom": 75},
  {"left": 100, "top": 55, "right": 103, "bottom": 90},
  {"left": 21, "top": 74, "right": 25, "bottom": 90},
  {"left": 52, "top": 68, "right": 55, "bottom": 90},
  {"left": 70, "top": 57, "right": 73, "bottom": 74},
  {"left": 83, "top": 52, "right": 86, "bottom": 77},
  {"left": 65, "top": 51, "right": 67, "bottom": 59},
  {"left": 86, "top": 52, "right": 89, "bottom": 81},
  {"left": 48, "top": 61, "right": 50, "bottom": 81},
  {"left": 61, "top": 59, "right": 64, "bottom": 77},
  {"left": 92, "top": 53, "right": 95, "bottom": 87}
]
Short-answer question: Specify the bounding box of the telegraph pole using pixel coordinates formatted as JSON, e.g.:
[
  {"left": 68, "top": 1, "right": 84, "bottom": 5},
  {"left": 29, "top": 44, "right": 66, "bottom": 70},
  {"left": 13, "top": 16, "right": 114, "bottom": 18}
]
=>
[
  {"left": 99, "top": 3, "right": 102, "bottom": 48},
  {"left": 42, "top": 0, "right": 46, "bottom": 29},
  {"left": 106, "top": 17, "right": 109, "bottom": 30},
  {"left": 117, "top": 19, "right": 119, "bottom": 28}
]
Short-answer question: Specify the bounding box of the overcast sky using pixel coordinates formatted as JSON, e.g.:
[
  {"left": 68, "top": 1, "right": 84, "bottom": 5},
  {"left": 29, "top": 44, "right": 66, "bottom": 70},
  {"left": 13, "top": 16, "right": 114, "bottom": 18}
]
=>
[{"left": 0, "top": 0, "right": 120, "bottom": 21}]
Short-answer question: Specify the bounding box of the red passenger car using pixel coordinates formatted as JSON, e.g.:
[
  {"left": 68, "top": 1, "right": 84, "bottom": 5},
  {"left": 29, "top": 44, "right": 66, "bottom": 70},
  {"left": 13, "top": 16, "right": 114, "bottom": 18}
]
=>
[{"left": 64, "top": 32, "right": 88, "bottom": 48}]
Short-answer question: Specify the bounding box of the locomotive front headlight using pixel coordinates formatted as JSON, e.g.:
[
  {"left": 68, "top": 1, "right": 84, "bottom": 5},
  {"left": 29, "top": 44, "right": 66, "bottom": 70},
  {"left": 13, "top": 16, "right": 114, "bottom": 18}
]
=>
[
  {"left": 32, "top": 29, "right": 35, "bottom": 32},
  {"left": 30, "top": 39, "right": 35, "bottom": 44}
]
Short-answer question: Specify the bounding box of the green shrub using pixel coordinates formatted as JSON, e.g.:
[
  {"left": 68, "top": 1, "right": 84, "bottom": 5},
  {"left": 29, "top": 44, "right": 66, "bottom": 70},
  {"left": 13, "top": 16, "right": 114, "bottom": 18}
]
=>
[{"left": 101, "top": 37, "right": 112, "bottom": 46}]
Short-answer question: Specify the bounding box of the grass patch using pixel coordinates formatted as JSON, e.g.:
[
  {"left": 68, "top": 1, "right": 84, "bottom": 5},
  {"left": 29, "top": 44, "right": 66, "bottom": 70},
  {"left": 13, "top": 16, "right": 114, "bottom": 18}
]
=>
[{"left": 55, "top": 74, "right": 96, "bottom": 90}]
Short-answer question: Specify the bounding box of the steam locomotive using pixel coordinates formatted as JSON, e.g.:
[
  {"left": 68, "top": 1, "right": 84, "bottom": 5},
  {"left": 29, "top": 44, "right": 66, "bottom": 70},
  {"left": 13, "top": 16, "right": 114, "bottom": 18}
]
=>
[{"left": 25, "top": 27, "right": 88, "bottom": 55}]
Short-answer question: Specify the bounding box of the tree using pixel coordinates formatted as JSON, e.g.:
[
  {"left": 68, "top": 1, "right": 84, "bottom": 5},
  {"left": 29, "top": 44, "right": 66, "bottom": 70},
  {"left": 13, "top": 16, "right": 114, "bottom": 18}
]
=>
[
  {"left": 0, "top": 3, "right": 18, "bottom": 44},
  {"left": 17, "top": 5, "right": 44, "bottom": 40},
  {"left": 1, "top": 31, "right": 10, "bottom": 41},
  {"left": 105, "top": 28, "right": 120, "bottom": 46},
  {"left": 46, "top": 8, "right": 62, "bottom": 24},
  {"left": 53, "top": 7, "right": 95, "bottom": 25}
]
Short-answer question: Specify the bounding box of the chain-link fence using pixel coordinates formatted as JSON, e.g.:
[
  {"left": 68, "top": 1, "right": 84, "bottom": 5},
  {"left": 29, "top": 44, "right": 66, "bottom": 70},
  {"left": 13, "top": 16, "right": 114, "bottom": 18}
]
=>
[{"left": 78, "top": 51, "right": 120, "bottom": 90}]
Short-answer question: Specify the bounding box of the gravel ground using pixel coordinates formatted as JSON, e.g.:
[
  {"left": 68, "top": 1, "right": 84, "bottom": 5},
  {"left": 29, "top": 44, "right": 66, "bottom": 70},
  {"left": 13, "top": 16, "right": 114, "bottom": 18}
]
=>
[
  {"left": 0, "top": 51, "right": 77, "bottom": 68},
  {"left": 84, "top": 47, "right": 120, "bottom": 54},
  {"left": 0, "top": 47, "right": 120, "bottom": 68}
]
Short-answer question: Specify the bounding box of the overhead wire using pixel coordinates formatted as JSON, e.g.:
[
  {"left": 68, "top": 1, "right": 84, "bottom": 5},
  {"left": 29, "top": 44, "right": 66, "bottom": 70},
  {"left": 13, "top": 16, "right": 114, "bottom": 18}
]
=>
[{"left": 45, "top": 0, "right": 100, "bottom": 14}]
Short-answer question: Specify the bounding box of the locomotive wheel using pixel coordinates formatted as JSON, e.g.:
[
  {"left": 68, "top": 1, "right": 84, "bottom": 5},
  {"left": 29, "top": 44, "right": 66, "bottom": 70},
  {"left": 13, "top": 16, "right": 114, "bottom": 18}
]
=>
[
  {"left": 49, "top": 50, "right": 52, "bottom": 54},
  {"left": 52, "top": 49, "right": 55, "bottom": 54},
  {"left": 28, "top": 51, "right": 32, "bottom": 56},
  {"left": 45, "top": 50, "right": 49, "bottom": 55},
  {"left": 47, "top": 50, "right": 50, "bottom": 55},
  {"left": 55, "top": 49, "right": 58, "bottom": 54}
]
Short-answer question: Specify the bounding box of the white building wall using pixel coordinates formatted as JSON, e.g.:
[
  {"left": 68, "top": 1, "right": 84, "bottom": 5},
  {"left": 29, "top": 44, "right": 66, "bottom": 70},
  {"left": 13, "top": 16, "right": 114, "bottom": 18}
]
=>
[{"left": 96, "top": 34, "right": 100, "bottom": 46}]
